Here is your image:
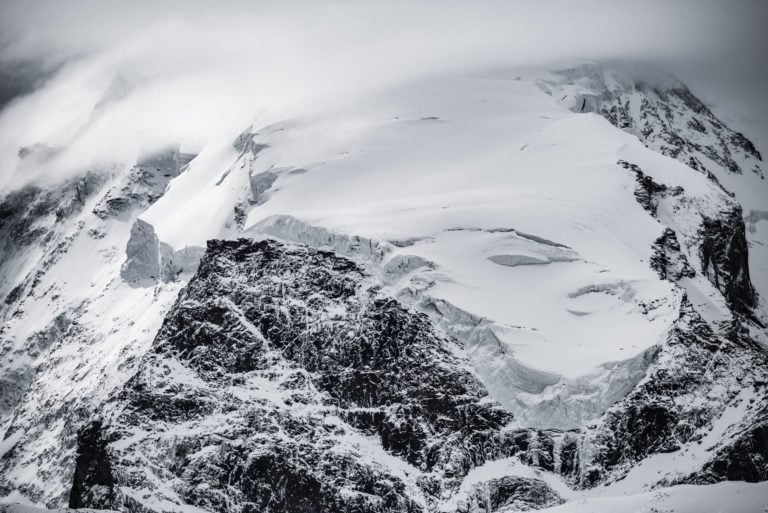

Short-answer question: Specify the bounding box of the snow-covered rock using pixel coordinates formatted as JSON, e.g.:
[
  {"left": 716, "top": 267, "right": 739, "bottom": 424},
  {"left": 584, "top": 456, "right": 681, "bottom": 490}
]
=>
[{"left": 1, "top": 62, "right": 767, "bottom": 512}]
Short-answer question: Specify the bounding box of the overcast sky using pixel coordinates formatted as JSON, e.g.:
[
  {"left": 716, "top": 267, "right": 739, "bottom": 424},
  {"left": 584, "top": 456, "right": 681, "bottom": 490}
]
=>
[{"left": 0, "top": 0, "right": 766, "bottom": 190}]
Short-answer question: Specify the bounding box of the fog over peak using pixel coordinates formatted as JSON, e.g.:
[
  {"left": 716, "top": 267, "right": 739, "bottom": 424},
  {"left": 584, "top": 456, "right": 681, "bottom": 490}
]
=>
[{"left": 0, "top": 0, "right": 765, "bottom": 190}]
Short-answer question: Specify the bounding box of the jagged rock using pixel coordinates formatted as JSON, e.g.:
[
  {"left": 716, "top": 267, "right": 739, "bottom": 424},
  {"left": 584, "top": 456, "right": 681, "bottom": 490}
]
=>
[
  {"left": 70, "top": 237, "right": 768, "bottom": 510},
  {"left": 543, "top": 64, "right": 764, "bottom": 179},
  {"left": 249, "top": 170, "right": 277, "bottom": 204},
  {"left": 0, "top": 173, "right": 105, "bottom": 250},
  {"left": 459, "top": 476, "right": 563, "bottom": 512},
  {"left": 3, "top": 64, "right": 768, "bottom": 512},
  {"left": 618, "top": 159, "right": 758, "bottom": 317},
  {"left": 618, "top": 159, "right": 668, "bottom": 215},
  {"left": 650, "top": 228, "right": 696, "bottom": 281},
  {"left": 1, "top": 506, "right": 114, "bottom": 513},
  {"left": 585, "top": 297, "right": 768, "bottom": 485},
  {"left": 699, "top": 207, "right": 758, "bottom": 314},
  {"left": 696, "top": 410, "right": 768, "bottom": 483},
  {"left": 92, "top": 148, "right": 192, "bottom": 219},
  {"left": 120, "top": 220, "right": 204, "bottom": 284},
  {"left": 69, "top": 421, "right": 114, "bottom": 510},
  {"left": 233, "top": 131, "right": 268, "bottom": 156},
  {"left": 73, "top": 239, "right": 577, "bottom": 512},
  {"left": 120, "top": 219, "right": 160, "bottom": 283},
  {"left": 0, "top": 172, "right": 106, "bottom": 316}
]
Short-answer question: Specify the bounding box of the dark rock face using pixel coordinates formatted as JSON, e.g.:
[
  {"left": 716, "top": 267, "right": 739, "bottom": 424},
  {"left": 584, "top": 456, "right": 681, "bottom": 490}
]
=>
[
  {"left": 629, "top": 84, "right": 763, "bottom": 178},
  {"left": 92, "top": 148, "right": 192, "bottom": 219},
  {"left": 76, "top": 239, "right": 568, "bottom": 512},
  {"left": 603, "top": 158, "right": 768, "bottom": 486},
  {"left": 544, "top": 65, "right": 764, "bottom": 179},
  {"left": 618, "top": 160, "right": 695, "bottom": 280},
  {"left": 3, "top": 65, "right": 766, "bottom": 509},
  {"left": 618, "top": 159, "right": 758, "bottom": 317},
  {"left": 68, "top": 421, "right": 114, "bottom": 510},
  {"left": 617, "top": 159, "right": 668, "bottom": 216},
  {"left": 697, "top": 413, "right": 768, "bottom": 483},
  {"left": 69, "top": 238, "right": 768, "bottom": 509},
  {"left": 586, "top": 298, "right": 768, "bottom": 484},
  {"left": 650, "top": 228, "right": 696, "bottom": 281},
  {"left": 659, "top": 87, "right": 762, "bottom": 176},
  {"left": 0, "top": 173, "right": 104, "bottom": 255},
  {"left": 699, "top": 207, "right": 758, "bottom": 315},
  {"left": 460, "top": 476, "right": 563, "bottom": 512},
  {"left": 0, "top": 172, "right": 105, "bottom": 318}
]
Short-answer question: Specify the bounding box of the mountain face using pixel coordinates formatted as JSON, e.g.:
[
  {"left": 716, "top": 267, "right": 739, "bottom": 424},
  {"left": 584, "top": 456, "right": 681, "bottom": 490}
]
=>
[
  {"left": 1, "top": 63, "right": 767, "bottom": 512},
  {"left": 538, "top": 65, "right": 764, "bottom": 180}
]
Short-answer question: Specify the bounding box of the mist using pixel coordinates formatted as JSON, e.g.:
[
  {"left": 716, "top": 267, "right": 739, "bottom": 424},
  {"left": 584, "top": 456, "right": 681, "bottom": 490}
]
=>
[{"left": 0, "top": 0, "right": 766, "bottom": 191}]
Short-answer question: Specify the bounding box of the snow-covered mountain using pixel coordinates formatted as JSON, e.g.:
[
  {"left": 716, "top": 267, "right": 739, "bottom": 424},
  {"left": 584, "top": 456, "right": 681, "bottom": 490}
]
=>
[{"left": 0, "top": 62, "right": 767, "bottom": 512}]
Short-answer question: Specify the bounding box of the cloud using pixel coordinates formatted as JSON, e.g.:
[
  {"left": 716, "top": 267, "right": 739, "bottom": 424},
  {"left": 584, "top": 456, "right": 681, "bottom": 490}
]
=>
[{"left": 0, "top": 0, "right": 765, "bottom": 190}]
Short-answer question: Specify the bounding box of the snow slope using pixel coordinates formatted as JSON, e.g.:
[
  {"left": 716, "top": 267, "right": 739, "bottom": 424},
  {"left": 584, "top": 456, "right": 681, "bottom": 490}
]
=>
[{"left": 523, "top": 481, "right": 768, "bottom": 513}]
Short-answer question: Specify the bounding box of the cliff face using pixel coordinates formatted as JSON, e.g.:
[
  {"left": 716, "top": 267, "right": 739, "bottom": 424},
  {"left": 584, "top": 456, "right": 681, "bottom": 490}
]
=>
[
  {"left": 74, "top": 239, "right": 567, "bottom": 513},
  {"left": 617, "top": 159, "right": 758, "bottom": 318},
  {"left": 542, "top": 63, "right": 764, "bottom": 326},
  {"left": 698, "top": 207, "right": 758, "bottom": 315},
  {"left": 69, "top": 238, "right": 768, "bottom": 512},
  {"left": 539, "top": 64, "right": 764, "bottom": 180}
]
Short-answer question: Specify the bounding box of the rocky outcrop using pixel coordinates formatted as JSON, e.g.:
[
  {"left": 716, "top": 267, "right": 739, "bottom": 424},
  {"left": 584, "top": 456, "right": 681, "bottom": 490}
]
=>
[
  {"left": 0, "top": 173, "right": 107, "bottom": 415},
  {"left": 695, "top": 410, "right": 768, "bottom": 483},
  {"left": 120, "top": 219, "right": 204, "bottom": 285},
  {"left": 0, "top": 172, "right": 104, "bottom": 257},
  {"left": 459, "top": 476, "right": 563, "bottom": 512},
  {"left": 120, "top": 219, "right": 160, "bottom": 283},
  {"left": 70, "top": 237, "right": 768, "bottom": 510},
  {"left": 650, "top": 228, "right": 696, "bottom": 281},
  {"left": 233, "top": 131, "right": 268, "bottom": 156},
  {"left": 584, "top": 297, "right": 768, "bottom": 485},
  {"left": 68, "top": 421, "right": 114, "bottom": 510},
  {"left": 248, "top": 171, "right": 277, "bottom": 204},
  {"left": 617, "top": 159, "right": 670, "bottom": 216},
  {"left": 618, "top": 159, "right": 758, "bottom": 317},
  {"left": 3, "top": 64, "right": 767, "bottom": 511},
  {"left": 699, "top": 207, "right": 758, "bottom": 315},
  {"left": 92, "top": 148, "right": 193, "bottom": 219},
  {"left": 542, "top": 64, "right": 764, "bottom": 179},
  {"left": 597, "top": 157, "right": 768, "bottom": 486},
  {"left": 73, "top": 239, "right": 577, "bottom": 512},
  {"left": 0, "top": 149, "right": 202, "bottom": 505}
]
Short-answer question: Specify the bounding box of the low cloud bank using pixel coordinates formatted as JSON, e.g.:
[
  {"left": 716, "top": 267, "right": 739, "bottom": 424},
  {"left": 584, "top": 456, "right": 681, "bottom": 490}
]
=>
[{"left": 0, "top": 0, "right": 765, "bottom": 190}]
